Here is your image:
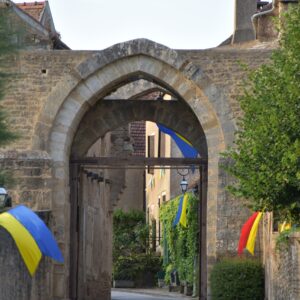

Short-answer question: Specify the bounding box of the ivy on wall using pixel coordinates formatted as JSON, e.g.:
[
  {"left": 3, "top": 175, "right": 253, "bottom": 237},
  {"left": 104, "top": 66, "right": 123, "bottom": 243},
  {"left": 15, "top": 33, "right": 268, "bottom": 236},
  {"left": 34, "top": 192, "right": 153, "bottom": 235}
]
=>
[{"left": 160, "top": 192, "right": 198, "bottom": 284}]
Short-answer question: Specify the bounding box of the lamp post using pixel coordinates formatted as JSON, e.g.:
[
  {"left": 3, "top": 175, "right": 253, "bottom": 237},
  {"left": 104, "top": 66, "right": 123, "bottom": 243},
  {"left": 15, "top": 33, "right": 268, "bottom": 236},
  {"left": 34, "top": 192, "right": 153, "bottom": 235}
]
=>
[{"left": 0, "top": 187, "right": 11, "bottom": 209}]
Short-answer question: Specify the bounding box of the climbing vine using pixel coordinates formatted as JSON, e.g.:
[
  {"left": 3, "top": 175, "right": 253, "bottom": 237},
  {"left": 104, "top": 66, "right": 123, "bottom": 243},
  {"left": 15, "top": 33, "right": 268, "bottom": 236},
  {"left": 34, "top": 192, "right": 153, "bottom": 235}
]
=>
[{"left": 160, "top": 193, "right": 198, "bottom": 284}]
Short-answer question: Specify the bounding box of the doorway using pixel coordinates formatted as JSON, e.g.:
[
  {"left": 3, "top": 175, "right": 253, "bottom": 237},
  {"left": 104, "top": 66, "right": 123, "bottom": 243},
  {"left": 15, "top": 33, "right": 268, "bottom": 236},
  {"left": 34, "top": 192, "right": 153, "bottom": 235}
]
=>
[{"left": 69, "top": 156, "right": 207, "bottom": 300}]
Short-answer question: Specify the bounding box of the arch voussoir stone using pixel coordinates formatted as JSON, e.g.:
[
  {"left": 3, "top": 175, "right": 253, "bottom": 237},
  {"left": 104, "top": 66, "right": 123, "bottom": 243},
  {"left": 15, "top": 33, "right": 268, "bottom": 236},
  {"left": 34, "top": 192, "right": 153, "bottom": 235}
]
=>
[{"left": 75, "top": 39, "right": 186, "bottom": 79}]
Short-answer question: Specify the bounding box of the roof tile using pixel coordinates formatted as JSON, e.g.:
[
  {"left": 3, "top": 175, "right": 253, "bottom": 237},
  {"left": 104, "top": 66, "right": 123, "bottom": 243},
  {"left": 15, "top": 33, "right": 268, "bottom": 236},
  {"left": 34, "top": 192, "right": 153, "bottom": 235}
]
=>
[{"left": 16, "top": 1, "right": 46, "bottom": 21}]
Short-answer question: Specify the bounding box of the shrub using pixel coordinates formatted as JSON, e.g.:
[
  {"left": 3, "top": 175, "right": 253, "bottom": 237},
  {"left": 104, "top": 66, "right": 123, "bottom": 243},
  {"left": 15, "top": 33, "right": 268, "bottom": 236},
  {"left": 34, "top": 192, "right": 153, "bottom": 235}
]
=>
[
  {"left": 113, "top": 255, "right": 139, "bottom": 280},
  {"left": 276, "top": 225, "right": 300, "bottom": 250},
  {"left": 112, "top": 209, "right": 162, "bottom": 285},
  {"left": 113, "top": 253, "right": 162, "bottom": 284},
  {"left": 113, "top": 209, "right": 149, "bottom": 260},
  {"left": 210, "top": 258, "right": 264, "bottom": 300}
]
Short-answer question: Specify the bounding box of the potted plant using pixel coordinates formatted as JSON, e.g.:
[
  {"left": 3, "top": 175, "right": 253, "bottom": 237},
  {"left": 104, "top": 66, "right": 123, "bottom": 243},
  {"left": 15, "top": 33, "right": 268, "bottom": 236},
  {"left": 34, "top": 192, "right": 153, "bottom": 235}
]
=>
[{"left": 157, "top": 270, "right": 165, "bottom": 288}]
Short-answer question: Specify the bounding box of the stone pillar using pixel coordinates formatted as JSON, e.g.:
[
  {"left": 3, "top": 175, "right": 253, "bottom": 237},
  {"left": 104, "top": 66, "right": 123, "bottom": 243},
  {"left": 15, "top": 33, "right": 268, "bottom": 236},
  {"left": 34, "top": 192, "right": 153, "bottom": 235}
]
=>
[
  {"left": 0, "top": 214, "right": 51, "bottom": 300},
  {"left": 233, "top": 0, "right": 256, "bottom": 43}
]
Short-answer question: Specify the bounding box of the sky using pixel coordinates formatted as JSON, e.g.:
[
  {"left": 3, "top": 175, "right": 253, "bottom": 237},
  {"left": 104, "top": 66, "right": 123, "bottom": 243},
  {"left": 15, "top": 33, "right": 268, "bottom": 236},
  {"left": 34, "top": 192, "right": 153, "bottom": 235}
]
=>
[{"left": 15, "top": 0, "right": 236, "bottom": 50}]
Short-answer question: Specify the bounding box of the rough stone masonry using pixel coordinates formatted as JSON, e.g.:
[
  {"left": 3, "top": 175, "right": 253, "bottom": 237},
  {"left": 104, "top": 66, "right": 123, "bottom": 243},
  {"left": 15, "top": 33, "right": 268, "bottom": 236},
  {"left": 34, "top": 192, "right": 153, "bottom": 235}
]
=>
[{"left": 0, "top": 0, "right": 297, "bottom": 299}]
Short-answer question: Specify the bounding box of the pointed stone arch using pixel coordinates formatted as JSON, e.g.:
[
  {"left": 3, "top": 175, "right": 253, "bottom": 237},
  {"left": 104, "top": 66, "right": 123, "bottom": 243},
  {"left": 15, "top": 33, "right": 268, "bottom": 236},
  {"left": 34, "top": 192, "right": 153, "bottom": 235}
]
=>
[{"left": 33, "top": 39, "right": 236, "bottom": 299}]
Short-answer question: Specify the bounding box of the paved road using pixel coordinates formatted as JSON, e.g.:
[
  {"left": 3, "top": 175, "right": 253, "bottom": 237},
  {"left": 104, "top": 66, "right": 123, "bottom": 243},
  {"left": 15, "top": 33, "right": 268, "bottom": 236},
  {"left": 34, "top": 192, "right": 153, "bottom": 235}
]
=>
[{"left": 112, "top": 291, "right": 184, "bottom": 300}]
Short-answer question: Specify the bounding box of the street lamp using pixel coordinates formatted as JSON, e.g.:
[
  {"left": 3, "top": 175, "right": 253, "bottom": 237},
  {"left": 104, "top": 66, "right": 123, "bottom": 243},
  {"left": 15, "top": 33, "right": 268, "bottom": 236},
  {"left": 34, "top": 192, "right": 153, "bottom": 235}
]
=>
[
  {"left": 177, "top": 169, "right": 189, "bottom": 194},
  {"left": 180, "top": 176, "right": 188, "bottom": 194},
  {"left": 0, "top": 187, "right": 12, "bottom": 209}
]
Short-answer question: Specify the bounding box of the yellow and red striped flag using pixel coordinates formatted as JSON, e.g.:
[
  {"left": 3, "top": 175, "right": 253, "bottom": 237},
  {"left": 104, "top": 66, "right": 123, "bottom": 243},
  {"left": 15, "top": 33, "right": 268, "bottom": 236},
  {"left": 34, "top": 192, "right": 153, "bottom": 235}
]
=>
[{"left": 238, "top": 212, "right": 263, "bottom": 255}]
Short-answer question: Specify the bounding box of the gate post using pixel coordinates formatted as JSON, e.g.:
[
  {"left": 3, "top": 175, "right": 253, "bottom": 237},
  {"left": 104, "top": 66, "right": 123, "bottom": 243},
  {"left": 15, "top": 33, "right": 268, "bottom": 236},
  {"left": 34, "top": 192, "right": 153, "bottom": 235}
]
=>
[
  {"left": 199, "top": 163, "right": 208, "bottom": 300},
  {"left": 69, "top": 163, "right": 80, "bottom": 299}
]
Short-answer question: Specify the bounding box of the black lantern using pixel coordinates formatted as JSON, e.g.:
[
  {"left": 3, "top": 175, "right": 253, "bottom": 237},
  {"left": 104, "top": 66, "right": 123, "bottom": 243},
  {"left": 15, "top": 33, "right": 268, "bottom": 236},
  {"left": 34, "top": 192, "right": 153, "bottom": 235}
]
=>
[
  {"left": 177, "top": 169, "right": 189, "bottom": 194},
  {"left": 180, "top": 176, "right": 188, "bottom": 193}
]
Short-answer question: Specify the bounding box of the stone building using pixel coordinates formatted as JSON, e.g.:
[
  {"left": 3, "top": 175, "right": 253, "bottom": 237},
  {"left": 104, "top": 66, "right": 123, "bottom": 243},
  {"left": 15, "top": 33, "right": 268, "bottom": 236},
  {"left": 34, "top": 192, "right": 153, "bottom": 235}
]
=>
[
  {"left": 0, "top": 0, "right": 69, "bottom": 49},
  {"left": 0, "top": 0, "right": 299, "bottom": 299}
]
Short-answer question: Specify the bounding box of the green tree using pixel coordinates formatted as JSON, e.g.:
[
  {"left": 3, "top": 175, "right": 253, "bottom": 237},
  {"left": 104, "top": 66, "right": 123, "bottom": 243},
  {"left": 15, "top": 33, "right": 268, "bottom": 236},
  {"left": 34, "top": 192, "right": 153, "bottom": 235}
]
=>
[
  {"left": 224, "top": 4, "right": 300, "bottom": 223},
  {"left": 0, "top": 7, "right": 19, "bottom": 186}
]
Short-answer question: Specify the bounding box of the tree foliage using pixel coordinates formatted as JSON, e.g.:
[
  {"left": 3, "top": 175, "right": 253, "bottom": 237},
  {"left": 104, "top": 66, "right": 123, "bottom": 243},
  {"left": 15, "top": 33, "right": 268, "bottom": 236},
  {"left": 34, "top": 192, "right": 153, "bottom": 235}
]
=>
[
  {"left": 0, "top": 7, "right": 19, "bottom": 186},
  {"left": 224, "top": 4, "right": 300, "bottom": 223}
]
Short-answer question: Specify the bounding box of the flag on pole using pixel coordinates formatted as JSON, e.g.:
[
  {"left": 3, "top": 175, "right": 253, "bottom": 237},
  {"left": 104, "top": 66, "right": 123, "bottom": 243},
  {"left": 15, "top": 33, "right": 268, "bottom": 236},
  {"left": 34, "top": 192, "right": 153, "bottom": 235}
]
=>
[
  {"left": 238, "top": 212, "right": 263, "bottom": 255},
  {"left": 157, "top": 124, "right": 198, "bottom": 158}
]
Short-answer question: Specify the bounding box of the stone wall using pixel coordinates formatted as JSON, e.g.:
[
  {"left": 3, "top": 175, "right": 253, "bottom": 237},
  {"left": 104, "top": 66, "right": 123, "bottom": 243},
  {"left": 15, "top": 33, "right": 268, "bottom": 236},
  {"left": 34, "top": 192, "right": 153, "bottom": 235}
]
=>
[
  {"left": 1, "top": 47, "right": 273, "bottom": 152},
  {"left": 0, "top": 212, "right": 51, "bottom": 300},
  {"left": 117, "top": 169, "right": 144, "bottom": 212},
  {"left": 263, "top": 213, "right": 300, "bottom": 300},
  {"left": 178, "top": 48, "right": 272, "bottom": 120},
  {"left": 0, "top": 150, "right": 52, "bottom": 210},
  {"left": 216, "top": 157, "right": 253, "bottom": 256},
  {"left": 2, "top": 50, "right": 89, "bottom": 151}
]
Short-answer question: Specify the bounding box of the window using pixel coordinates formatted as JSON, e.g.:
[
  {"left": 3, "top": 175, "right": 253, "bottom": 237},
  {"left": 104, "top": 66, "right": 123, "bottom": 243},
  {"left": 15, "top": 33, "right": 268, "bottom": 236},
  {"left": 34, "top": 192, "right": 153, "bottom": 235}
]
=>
[
  {"left": 158, "top": 130, "right": 166, "bottom": 158},
  {"left": 151, "top": 219, "right": 157, "bottom": 251},
  {"left": 147, "top": 135, "right": 155, "bottom": 174}
]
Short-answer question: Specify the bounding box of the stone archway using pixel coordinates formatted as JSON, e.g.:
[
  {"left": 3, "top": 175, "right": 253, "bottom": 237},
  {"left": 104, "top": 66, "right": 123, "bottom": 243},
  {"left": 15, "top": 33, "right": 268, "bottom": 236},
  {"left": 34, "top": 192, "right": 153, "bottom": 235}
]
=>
[
  {"left": 34, "top": 39, "right": 235, "bottom": 299},
  {"left": 71, "top": 99, "right": 206, "bottom": 157}
]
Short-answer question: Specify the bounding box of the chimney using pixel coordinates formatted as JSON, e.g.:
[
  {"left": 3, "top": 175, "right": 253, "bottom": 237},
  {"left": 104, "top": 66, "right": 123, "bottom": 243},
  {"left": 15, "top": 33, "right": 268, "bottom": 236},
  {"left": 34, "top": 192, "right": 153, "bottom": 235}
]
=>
[{"left": 232, "top": 0, "right": 256, "bottom": 43}]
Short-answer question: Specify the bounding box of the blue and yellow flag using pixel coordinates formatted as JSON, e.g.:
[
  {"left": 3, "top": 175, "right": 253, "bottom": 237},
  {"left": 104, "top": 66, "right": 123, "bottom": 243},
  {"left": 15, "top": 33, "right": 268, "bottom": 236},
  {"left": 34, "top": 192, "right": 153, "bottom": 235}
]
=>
[
  {"left": 173, "top": 196, "right": 184, "bottom": 227},
  {"left": 0, "top": 212, "right": 42, "bottom": 276},
  {"left": 0, "top": 205, "right": 64, "bottom": 276},
  {"left": 173, "top": 194, "right": 188, "bottom": 228},
  {"left": 157, "top": 124, "right": 198, "bottom": 158},
  {"left": 9, "top": 205, "right": 64, "bottom": 263},
  {"left": 179, "top": 194, "right": 188, "bottom": 228}
]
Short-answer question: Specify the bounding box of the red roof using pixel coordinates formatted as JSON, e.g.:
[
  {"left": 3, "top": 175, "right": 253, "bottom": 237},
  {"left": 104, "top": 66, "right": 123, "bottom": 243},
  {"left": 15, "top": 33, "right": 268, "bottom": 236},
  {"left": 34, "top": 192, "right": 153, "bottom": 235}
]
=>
[{"left": 16, "top": 1, "right": 46, "bottom": 21}]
